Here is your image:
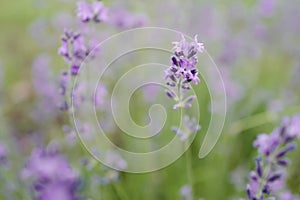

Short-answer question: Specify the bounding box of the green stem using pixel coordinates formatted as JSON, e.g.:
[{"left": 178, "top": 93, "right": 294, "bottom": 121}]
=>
[
  {"left": 256, "top": 162, "right": 272, "bottom": 199},
  {"left": 229, "top": 105, "right": 300, "bottom": 135},
  {"left": 185, "top": 141, "right": 194, "bottom": 200},
  {"left": 112, "top": 182, "right": 130, "bottom": 200},
  {"left": 229, "top": 112, "right": 277, "bottom": 135},
  {"left": 177, "top": 78, "right": 194, "bottom": 198},
  {"left": 178, "top": 78, "right": 182, "bottom": 102}
]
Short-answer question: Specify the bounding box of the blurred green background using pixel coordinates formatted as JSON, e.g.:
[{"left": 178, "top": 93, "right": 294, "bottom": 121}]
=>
[{"left": 1, "top": 0, "right": 300, "bottom": 199}]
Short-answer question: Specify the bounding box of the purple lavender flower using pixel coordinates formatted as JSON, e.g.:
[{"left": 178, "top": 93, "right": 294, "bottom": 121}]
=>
[
  {"left": 94, "top": 83, "right": 107, "bottom": 108},
  {"left": 258, "top": 0, "right": 277, "bottom": 17},
  {"left": 59, "top": 30, "right": 101, "bottom": 78},
  {"left": 32, "top": 54, "right": 64, "bottom": 119},
  {"left": 172, "top": 115, "right": 201, "bottom": 141},
  {"left": 88, "top": 150, "right": 128, "bottom": 185},
  {"left": 72, "top": 82, "right": 86, "bottom": 109},
  {"left": 165, "top": 34, "right": 204, "bottom": 88},
  {"left": 279, "top": 191, "right": 300, "bottom": 200},
  {"left": 246, "top": 115, "right": 300, "bottom": 200},
  {"left": 22, "top": 148, "right": 79, "bottom": 200},
  {"left": 286, "top": 115, "right": 300, "bottom": 138},
  {"left": 36, "top": 181, "right": 78, "bottom": 200},
  {"left": 180, "top": 185, "right": 192, "bottom": 200},
  {"left": 165, "top": 34, "right": 203, "bottom": 110},
  {"left": 142, "top": 84, "right": 159, "bottom": 103},
  {"left": 77, "top": 2, "right": 93, "bottom": 22},
  {"left": 22, "top": 148, "right": 77, "bottom": 181},
  {"left": 0, "top": 143, "right": 8, "bottom": 165},
  {"left": 92, "top": 1, "right": 109, "bottom": 23},
  {"left": 77, "top": 1, "right": 108, "bottom": 23},
  {"left": 253, "top": 132, "right": 279, "bottom": 156},
  {"left": 59, "top": 71, "right": 70, "bottom": 96},
  {"left": 58, "top": 30, "right": 89, "bottom": 76}
]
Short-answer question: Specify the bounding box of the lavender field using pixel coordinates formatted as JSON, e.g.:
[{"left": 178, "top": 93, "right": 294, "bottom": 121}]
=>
[{"left": 1, "top": 0, "right": 300, "bottom": 199}]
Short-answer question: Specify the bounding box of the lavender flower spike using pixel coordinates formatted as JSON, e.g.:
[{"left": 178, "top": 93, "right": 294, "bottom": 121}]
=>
[
  {"left": 58, "top": 30, "right": 88, "bottom": 76},
  {"left": 165, "top": 34, "right": 204, "bottom": 88},
  {"left": 246, "top": 115, "right": 300, "bottom": 200},
  {"left": 165, "top": 34, "right": 204, "bottom": 110},
  {"left": 21, "top": 148, "right": 79, "bottom": 200}
]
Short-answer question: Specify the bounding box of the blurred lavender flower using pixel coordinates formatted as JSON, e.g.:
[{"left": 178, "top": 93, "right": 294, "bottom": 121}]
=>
[
  {"left": 58, "top": 30, "right": 88, "bottom": 76},
  {"left": 104, "top": 150, "right": 127, "bottom": 171},
  {"left": 0, "top": 143, "right": 8, "bottom": 165},
  {"left": 98, "top": 170, "right": 120, "bottom": 185},
  {"left": 246, "top": 115, "right": 300, "bottom": 200},
  {"left": 77, "top": 1, "right": 108, "bottom": 23},
  {"left": 107, "top": 7, "right": 147, "bottom": 29},
  {"left": 180, "top": 185, "right": 192, "bottom": 200},
  {"left": 76, "top": 2, "right": 93, "bottom": 22},
  {"left": 32, "top": 55, "right": 57, "bottom": 99},
  {"left": 142, "top": 84, "right": 159, "bottom": 103},
  {"left": 230, "top": 166, "right": 248, "bottom": 192},
  {"left": 221, "top": 68, "right": 244, "bottom": 107},
  {"left": 94, "top": 83, "right": 107, "bottom": 108},
  {"left": 62, "top": 125, "right": 77, "bottom": 147},
  {"left": 258, "top": 0, "right": 277, "bottom": 17},
  {"left": 59, "top": 71, "right": 70, "bottom": 109},
  {"left": 22, "top": 148, "right": 79, "bottom": 200},
  {"left": 36, "top": 181, "right": 78, "bottom": 200},
  {"left": 58, "top": 29, "right": 101, "bottom": 78},
  {"left": 86, "top": 150, "right": 128, "bottom": 185},
  {"left": 71, "top": 82, "right": 86, "bottom": 109},
  {"left": 172, "top": 115, "right": 201, "bottom": 141},
  {"left": 32, "top": 54, "right": 63, "bottom": 120},
  {"left": 59, "top": 72, "right": 70, "bottom": 96},
  {"left": 172, "top": 95, "right": 197, "bottom": 110},
  {"left": 22, "top": 148, "right": 77, "bottom": 181},
  {"left": 28, "top": 19, "right": 55, "bottom": 48},
  {"left": 0, "top": 60, "right": 3, "bottom": 91}
]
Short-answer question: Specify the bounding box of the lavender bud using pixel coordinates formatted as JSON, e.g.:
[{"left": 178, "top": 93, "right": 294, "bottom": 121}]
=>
[
  {"left": 184, "top": 103, "right": 192, "bottom": 108},
  {"left": 255, "top": 158, "right": 263, "bottom": 178},
  {"left": 60, "top": 101, "right": 69, "bottom": 111},
  {"left": 277, "top": 159, "right": 289, "bottom": 166},
  {"left": 165, "top": 90, "right": 177, "bottom": 99},
  {"left": 167, "top": 82, "right": 176, "bottom": 87},
  {"left": 246, "top": 184, "right": 252, "bottom": 199},
  {"left": 170, "top": 74, "right": 177, "bottom": 82},
  {"left": 171, "top": 56, "right": 179, "bottom": 66},
  {"left": 185, "top": 95, "right": 196, "bottom": 103},
  {"left": 170, "top": 66, "right": 178, "bottom": 73},
  {"left": 249, "top": 171, "right": 258, "bottom": 181},
  {"left": 181, "top": 84, "right": 190, "bottom": 90},
  {"left": 279, "top": 126, "right": 286, "bottom": 137},
  {"left": 262, "top": 184, "right": 271, "bottom": 194},
  {"left": 71, "top": 65, "right": 80, "bottom": 76},
  {"left": 173, "top": 104, "right": 180, "bottom": 110},
  {"left": 267, "top": 174, "right": 281, "bottom": 183},
  {"left": 0, "top": 144, "right": 8, "bottom": 165},
  {"left": 276, "top": 143, "right": 296, "bottom": 159}
]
